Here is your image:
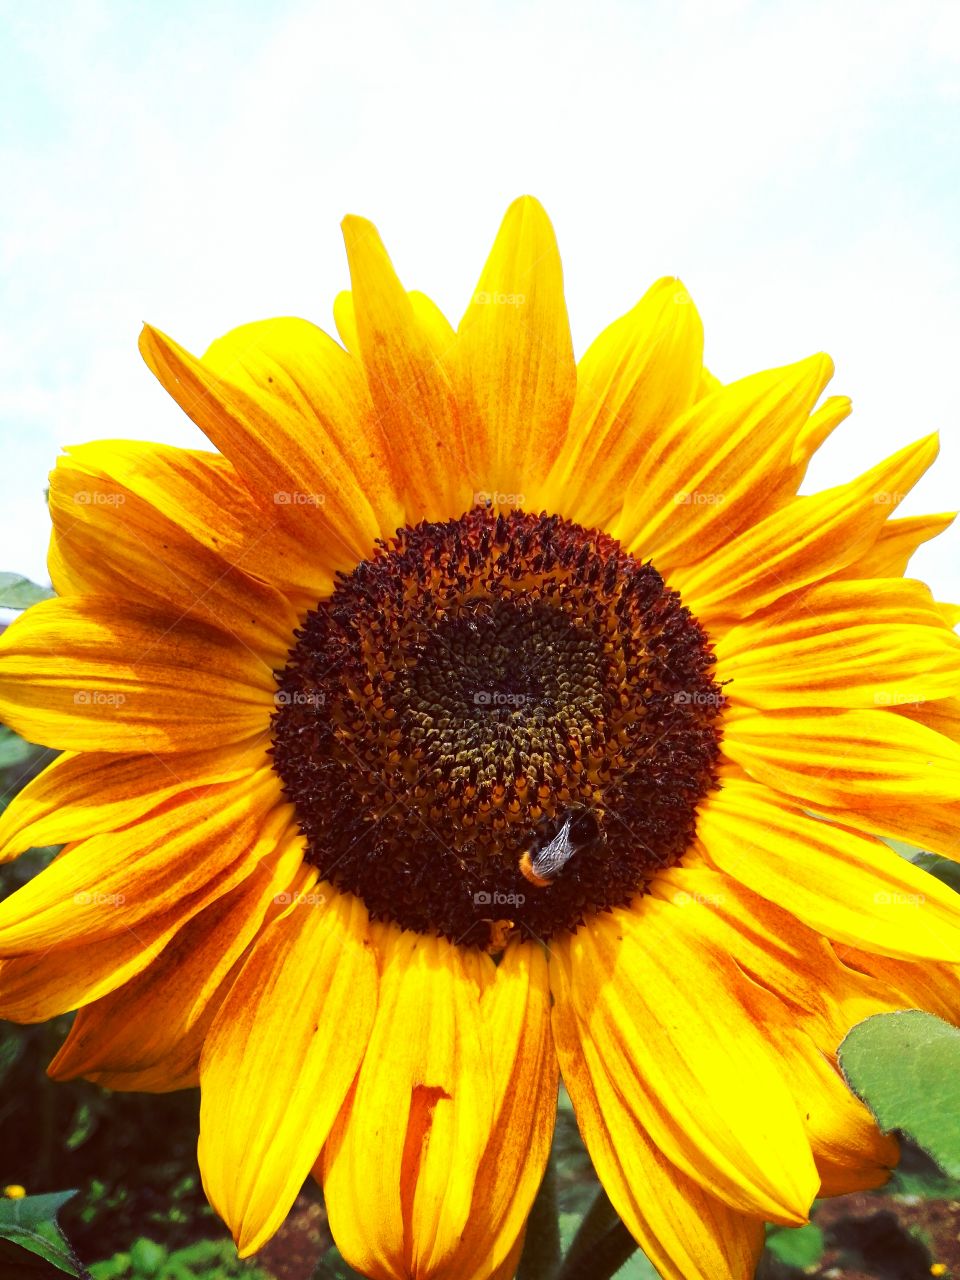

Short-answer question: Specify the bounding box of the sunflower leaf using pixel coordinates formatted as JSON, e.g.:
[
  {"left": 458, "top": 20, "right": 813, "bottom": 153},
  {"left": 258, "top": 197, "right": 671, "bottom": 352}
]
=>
[
  {"left": 0, "top": 1191, "right": 85, "bottom": 1277},
  {"left": 839, "top": 1010, "right": 960, "bottom": 1176},
  {"left": 0, "top": 726, "right": 39, "bottom": 770},
  {"left": 0, "top": 573, "right": 54, "bottom": 610}
]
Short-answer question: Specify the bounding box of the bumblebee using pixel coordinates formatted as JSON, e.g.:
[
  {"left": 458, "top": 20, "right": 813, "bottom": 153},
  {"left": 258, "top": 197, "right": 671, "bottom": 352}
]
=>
[{"left": 518, "top": 806, "right": 604, "bottom": 887}]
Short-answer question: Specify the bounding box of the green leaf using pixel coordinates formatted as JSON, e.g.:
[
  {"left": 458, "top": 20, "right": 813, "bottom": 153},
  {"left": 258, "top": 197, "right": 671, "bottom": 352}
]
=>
[
  {"left": 0, "top": 573, "right": 54, "bottom": 609},
  {"left": 766, "top": 1222, "right": 825, "bottom": 1267},
  {"left": 0, "top": 726, "right": 38, "bottom": 769},
  {"left": 839, "top": 1010, "right": 960, "bottom": 1176},
  {"left": 612, "top": 1251, "right": 659, "bottom": 1278},
  {"left": 127, "top": 1239, "right": 165, "bottom": 1277},
  {"left": 911, "top": 852, "right": 960, "bottom": 895},
  {"left": 0, "top": 1191, "right": 82, "bottom": 1277}
]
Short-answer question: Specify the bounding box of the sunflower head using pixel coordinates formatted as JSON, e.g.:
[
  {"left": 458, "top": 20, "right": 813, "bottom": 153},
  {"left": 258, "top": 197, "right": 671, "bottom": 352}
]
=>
[{"left": 0, "top": 195, "right": 958, "bottom": 1280}]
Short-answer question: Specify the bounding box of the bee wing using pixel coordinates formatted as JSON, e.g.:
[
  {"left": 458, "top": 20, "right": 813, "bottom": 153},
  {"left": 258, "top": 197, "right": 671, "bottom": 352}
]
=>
[{"left": 531, "top": 816, "right": 579, "bottom": 880}]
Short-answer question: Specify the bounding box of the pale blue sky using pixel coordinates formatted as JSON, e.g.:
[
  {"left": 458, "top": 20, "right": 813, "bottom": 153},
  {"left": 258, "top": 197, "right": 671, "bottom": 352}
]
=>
[{"left": 2, "top": 0, "right": 958, "bottom": 593}]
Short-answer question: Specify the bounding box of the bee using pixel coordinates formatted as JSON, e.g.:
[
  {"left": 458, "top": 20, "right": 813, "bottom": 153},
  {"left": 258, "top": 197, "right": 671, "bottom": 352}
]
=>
[{"left": 518, "top": 806, "right": 605, "bottom": 887}]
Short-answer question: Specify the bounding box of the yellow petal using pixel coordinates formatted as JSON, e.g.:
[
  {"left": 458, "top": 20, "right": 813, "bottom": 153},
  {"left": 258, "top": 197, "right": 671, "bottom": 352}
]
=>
[
  {"left": 341, "top": 218, "right": 469, "bottom": 522},
  {"left": 836, "top": 946, "right": 960, "bottom": 1029},
  {"left": 546, "top": 277, "right": 703, "bottom": 528},
  {"left": 698, "top": 776, "right": 960, "bottom": 961},
  {"left": 774, "top": 1027, "right": 898, "bottom": 1196},
  {"left": 140, "top": 321, "right": 402, "bottom": 574},
  {"left": 722, "top": 704, "right": 960, "bottom": 806},
  {"left": 457, "top": 197, "right": 576, "bottom": 510},
  {"left": 199, "top": 886, "right": 377, "bottom": 1258},
  {"left": 836, "top": 511, "right": 956, "bottom": 579},
  {"left": 716, "top": 577, "right": 960, "bottom": 710},
  {"left": 322, "top": 928, "right": 495, "bottom": 1279},
  {"left": 0, "top": 741, "right": 262, "bottom": 863},
  {"left": 791, "top": 394, "right": 852, "bottom": 469},
  {"left": 0, "top": 597, "right": 273, "bottom": 753},
  {"left": 449, "top": 941, "right": 558, "bottom": 1280},
  {"left": 671, "top": 435, "right": 939, "bottom": 623},
  {"left": 48, "top": 448, "right": 299, "bottom": 664},
  {"left": 551, "top": 900, "right": 818, "bottom": 1223},
  {"left": 616, "top": 354, "right": 834, "bottom": 567},
  {"left": 48, "top": 830, "right": 305, "bottom": 1090},
  {"left": 650, "top": 859, "right": 890, "bottom": 1043},
  {"left": 0, "top": 770, "right": 286, "bottom": 953},
  {"left": 49, "top": 440, "right": 327, "bottom": 613},
  {"left": 551, "top": 952, "right": 765, "bottom": 1280},
  {"left": 0, "top": 908, "right": 200, "bottom": 1023}
]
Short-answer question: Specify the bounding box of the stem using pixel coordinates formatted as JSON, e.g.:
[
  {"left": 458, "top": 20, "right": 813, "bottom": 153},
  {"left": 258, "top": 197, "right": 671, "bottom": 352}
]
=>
[
  {"left": 517, "top": 1152, "right": 561, "bottom": 1280},
  {"left": 555, "top": 1215, "right": 637, "bottom": 1280},
  {"left": 308, "top": 1256, "right": 343, "bottom": 1280},
  {"left": 556, "top": 1186, "right": 622, "bottom": 1273}
]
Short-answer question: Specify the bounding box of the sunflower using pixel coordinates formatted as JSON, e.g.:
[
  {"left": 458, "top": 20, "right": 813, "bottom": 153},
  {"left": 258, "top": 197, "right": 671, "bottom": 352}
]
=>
[{"left": 2, "top": 196, "right": 960, "bottom": 1280}]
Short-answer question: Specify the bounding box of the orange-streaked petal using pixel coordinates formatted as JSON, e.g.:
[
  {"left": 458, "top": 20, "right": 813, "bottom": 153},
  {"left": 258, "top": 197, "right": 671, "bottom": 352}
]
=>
[
  {"left": 0, "top": 596, "right": 273, "bottom": 753},
  {"left": 671, "top": 435, "right": 939, "bottom": 623},
  {"left": 199, "top": 885, "right": 377, "bottom": 1258},
  {"left": 551, "top": 900, "right": 818, "bottom": 1223},
  {"left": 457, "top": 197, "right": 575, "bottom": 509},
  {"left": 0, "top": 770, "right": 286, "bottom": 953},
  {"left": 140, "top": 320, "right": 402, "bottom": 575},
  {"left": 323, "top": 929, "right": 496, "bottom": 1280},
  {"left": 48, "top": 448, "right": 299, "bottom": 664},
  {"left": 340, "top": 222, "right": 469, "bottom": 522},
  {"left": 616, "top": 354, "right": 834, "bottom": 567},
  {"left": 722, "top": 704, "right": 960, "bottom": 807},
  {"left": 47, "top": 830, "right": 305, "bottom": 1090},
  {"left": 698, "top": 777, "right": 960, "bottom": 960},
  {"left": 546, "top": 277, "right": 703, "bottom": 528},
  {"left": 0, "top": 741, "right": 265, "bottom": 863},
  {"left": 447, "top": 940, "right": 558, "bottom": 1280},
  {"left": 49, "top": 440, "right": 328, "bottom": 612},
  {"left": 716, "top": 578, "right": 960, "bottom": 710},
  {"left": 552, "top": 953, "right": 765, "bottom": 1280},
  {"left": 835, "top": 511, "right": 957, "bottom": 579}
]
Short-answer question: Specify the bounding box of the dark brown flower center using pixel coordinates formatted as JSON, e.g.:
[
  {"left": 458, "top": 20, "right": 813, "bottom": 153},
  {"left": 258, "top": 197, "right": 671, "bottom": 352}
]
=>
[{"left": 270, "top": 508, "right": 723, "bottom": 949}]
